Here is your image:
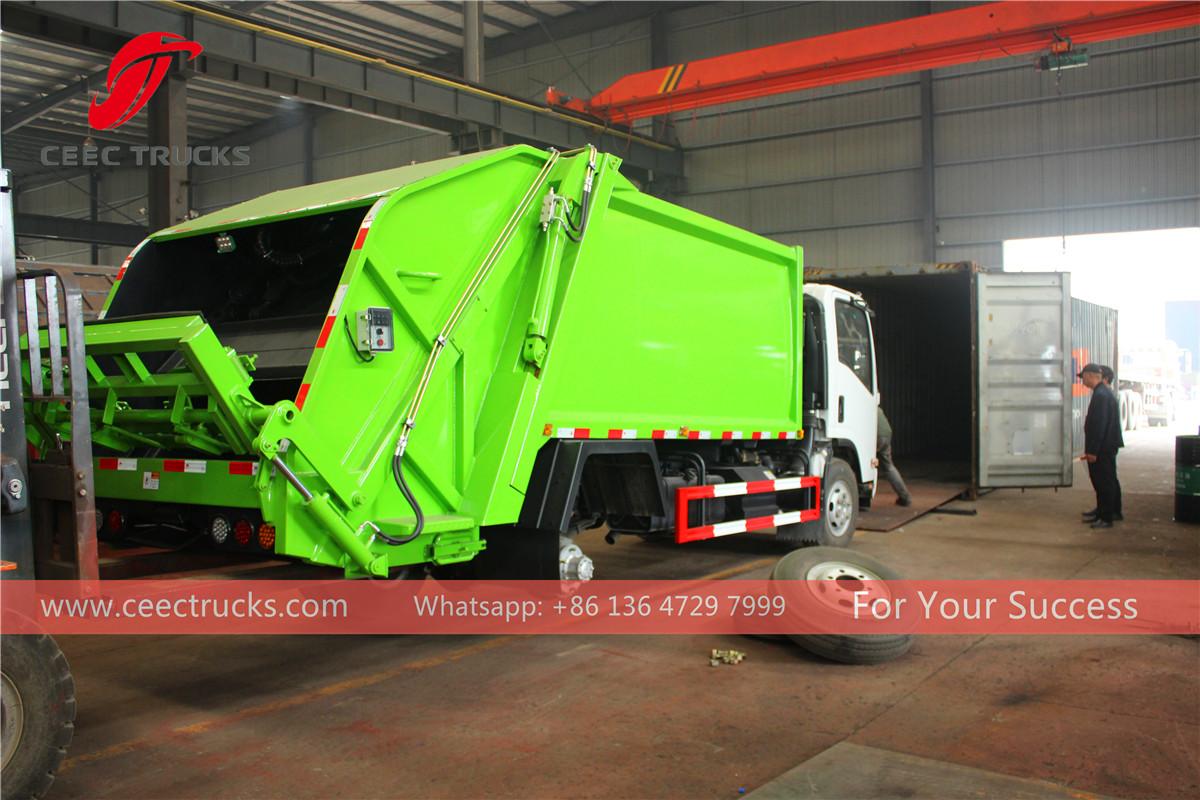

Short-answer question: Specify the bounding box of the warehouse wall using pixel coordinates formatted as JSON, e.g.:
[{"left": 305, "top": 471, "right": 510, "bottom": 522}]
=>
[
  {"left": 16, "top": 168, "right": 149, "bottom": 266},
  {"left": 190, "top": 112, "right": 453, "bottom": 215},
  {"left": 15, "top": 2, "right": 1199, "bottom": 272},
  {"left": 657, "top": 2, "right": 1200, "bottom": 267}
]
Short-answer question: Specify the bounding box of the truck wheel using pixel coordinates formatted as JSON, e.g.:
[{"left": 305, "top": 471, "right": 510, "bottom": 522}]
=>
[
  {"left": 770, "top": 547, "right": 913, "bottom": 665},
  {"left": 775, "top": 458, "right": 857, "bottom": 548},
  {"left": 1, "top": 635, "right": 75, "bottom": 800}
]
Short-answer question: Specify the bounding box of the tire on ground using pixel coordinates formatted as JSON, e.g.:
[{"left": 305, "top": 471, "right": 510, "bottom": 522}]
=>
[
  {"left": 775, "top": 458, "right": 858, "bottom": 548},
  {"left": 1, "top": 634, "right": 76, "bottom": 800},
  {"left": 770, "top": 546, "right": 913, "bottom": 665}
]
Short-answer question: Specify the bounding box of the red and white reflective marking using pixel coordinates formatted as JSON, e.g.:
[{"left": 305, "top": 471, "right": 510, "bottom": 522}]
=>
[
  {"left": 548, "top": 426, "right": 591, "bottom": 439},
  {"left": 675, "top": 475, "right": 821, "bottom": 544},
  {"left": 100, "top": 239, "right": 150, "bottom": 319},
  {"left": 97, "top": 457, "right": 137, "bottom": 471},
  {"left": 315, "top": 284, "right": 349, "bottom": 348},
  {"left": 352, "top": 197, "right": 388, "bottom": 250},
  {"left": 160, "top": 459, "right": 208, "bottom": 474},
  {"left": 295, "top": 382, "right": 312, "bottom": 410},
  {"left": 543, "top": 426, "right": 803, "bottom": 441},
  {"left": 97, "top": 459, "right": 257, "bottom": 476}
]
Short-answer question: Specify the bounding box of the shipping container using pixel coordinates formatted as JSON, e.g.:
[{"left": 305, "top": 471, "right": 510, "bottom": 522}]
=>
[
  {"left": 804, "top": 263, "right": 1074, "bottom": 494},
  {"left": 1070, "top": 298, "right": 1119, "bottom": 455}
]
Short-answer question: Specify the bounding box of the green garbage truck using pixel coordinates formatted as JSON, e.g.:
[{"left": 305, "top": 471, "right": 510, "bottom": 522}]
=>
[{"left": 15, "top": 145, "right": 882, "bottom": 580}]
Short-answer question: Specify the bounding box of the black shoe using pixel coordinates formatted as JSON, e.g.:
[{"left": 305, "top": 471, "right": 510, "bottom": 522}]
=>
[
  {"left": 896, "top": 496, "right": 912, "bottom": 507},
  {"left": 1090, "top": 519, "right": 1114, "bottom": 529},
  {"left": 1113, "top": 512, "right": 1124, "bottom": 521},
  {"left": 1082, "top": 512, "right": 1100, "bottom": 523},
  {"left": 1082, "top": 508, "right": 1099, "bottom": 517}
]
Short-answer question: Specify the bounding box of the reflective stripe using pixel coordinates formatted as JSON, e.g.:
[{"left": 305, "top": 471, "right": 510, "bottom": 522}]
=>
[
  {"left": 711, "top": 519, "right": 747, "bottom": 536},
  {"left": 543, "top": 426, "right": 797, "bottom": 441},
  {"left": 773, "top": 510, "right": 803, "bottom": 526},
  {"left": 675, "top": 475, "right": 822, "bottom": 544},
  {"left": 315, "top": 285, "right": 350, "bottom": 348}
]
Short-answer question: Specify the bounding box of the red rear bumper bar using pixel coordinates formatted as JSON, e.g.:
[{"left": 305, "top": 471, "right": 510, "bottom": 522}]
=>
[{"left": 675, "top": 476, "right": 821, "bottom": 544}]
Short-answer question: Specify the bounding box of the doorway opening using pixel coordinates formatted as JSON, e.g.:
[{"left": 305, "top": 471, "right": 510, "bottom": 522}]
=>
[{"left": 1004, "top": 227, "right": 1200, "bottom": 493}]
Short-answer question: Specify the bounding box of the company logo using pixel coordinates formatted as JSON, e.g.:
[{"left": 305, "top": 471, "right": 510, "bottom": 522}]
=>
[{"left": 88, "top": 32, "right": 203, "bottom": 130}]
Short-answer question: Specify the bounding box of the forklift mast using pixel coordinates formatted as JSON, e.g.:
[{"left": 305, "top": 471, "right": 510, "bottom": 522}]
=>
[{"left": 0, "top": 169, "right": 99, "bottom": 580}]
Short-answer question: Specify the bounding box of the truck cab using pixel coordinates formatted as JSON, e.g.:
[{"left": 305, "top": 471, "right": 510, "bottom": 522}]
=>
[{"left": 790, "top": 283, "right": 880, "bottom": 544}]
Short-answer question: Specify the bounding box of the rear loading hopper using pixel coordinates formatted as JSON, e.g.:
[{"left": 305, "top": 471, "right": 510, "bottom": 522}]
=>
[{"left": 25, "top": 146, "right": 814, "bottom": 577}]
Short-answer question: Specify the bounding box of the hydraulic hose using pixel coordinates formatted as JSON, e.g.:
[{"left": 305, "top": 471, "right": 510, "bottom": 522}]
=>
[
  {"left": 387, "top": 149, "right": 565, "bottom": 544},
  {"left": 376, "top": 453, "right": 422, "bottom": 546},
  {"left": 564, "top": 148, "right": 597, "bottom": 244}
]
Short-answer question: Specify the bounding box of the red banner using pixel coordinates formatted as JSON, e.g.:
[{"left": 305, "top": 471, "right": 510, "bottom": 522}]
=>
[{"left": 2, "top": 579, "right": 1196, "bottom": 636}]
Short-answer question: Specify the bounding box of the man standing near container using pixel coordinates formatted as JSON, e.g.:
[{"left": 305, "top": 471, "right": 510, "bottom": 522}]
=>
[
  {"left": 1080, "top": 363, "right": 1124, "bottom": 528},
  {"left": 1100, "top": 365, "right": 1123, "bottom": 521},
  {"left": 877, "top": 406, "right": 912, "bottom": 507}
]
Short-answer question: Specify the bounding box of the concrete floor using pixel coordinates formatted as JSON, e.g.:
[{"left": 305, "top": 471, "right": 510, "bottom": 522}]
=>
[{"left": 52, "top": 427, "right": 1198, "bottom": 799}]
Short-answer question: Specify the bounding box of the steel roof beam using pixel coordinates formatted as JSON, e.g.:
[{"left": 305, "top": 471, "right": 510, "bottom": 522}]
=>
[
  {"left": 15, "top": 213, "right": 146, "bottom": 246},
  {"left": 2, "top": 0, "right": 681, "bottom": 176},
  {"left": 259, "top": 2, "right": 452, "bottom": 58},
  {"left": 360, "top": 2, "right": 464, "bottom": 37},
  {"left": 427, "top": 0, "right": 522, "bottom": 34},
  {"left": 430, "top": 1, "right": 691, "bottom": 69},
  {"left": 497, "top": 2, "right": 556, "bottom": 24}
]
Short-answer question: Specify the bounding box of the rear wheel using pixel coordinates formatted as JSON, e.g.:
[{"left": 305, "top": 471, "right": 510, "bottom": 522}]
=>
[
  {"left": 770, "top": 547, "right": 913, "bottom": 664},
  {"left": 1, "top": 634, "right": 75, "bottom": 800},
  {"left": 776, "top": 458, "right": 857, "bottom": 548}
]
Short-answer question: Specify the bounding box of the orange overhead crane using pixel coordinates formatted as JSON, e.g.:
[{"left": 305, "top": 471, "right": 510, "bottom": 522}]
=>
[{"left": 546, "top": 1, "right": 1200, "bottom": 124}]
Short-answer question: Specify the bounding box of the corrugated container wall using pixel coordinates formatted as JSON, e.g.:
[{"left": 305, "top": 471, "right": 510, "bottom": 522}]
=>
[{"left": 1070, "top": 298, "right": 1119, "bottom": 455}]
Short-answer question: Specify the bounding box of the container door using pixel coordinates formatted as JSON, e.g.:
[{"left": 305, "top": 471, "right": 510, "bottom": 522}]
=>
[{"left": 976, "top": 272, "right": 1072, "bottom": 487}]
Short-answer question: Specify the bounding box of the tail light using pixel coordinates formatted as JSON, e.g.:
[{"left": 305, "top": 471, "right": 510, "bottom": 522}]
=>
[
  {"left": 234, "top": 519, "right": 253, "bottom": 547},
  {"left": 105, "top": 509, "right": 125, "bottom": 534},
  {"left": 257, "top": 523, "right": 276, "bottom": 550}
]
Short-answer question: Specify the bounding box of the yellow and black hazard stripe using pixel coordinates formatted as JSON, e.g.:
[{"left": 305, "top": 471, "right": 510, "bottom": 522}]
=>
[{"left": 657, "top": 62, "right": 688, "bottom": 94}]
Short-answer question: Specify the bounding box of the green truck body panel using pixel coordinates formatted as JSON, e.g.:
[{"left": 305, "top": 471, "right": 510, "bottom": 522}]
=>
[{"left": 28, "top": 146, "right": 803, "bottom": 576}]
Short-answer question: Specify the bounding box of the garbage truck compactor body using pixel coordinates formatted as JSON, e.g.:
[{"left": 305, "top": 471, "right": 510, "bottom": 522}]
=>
[{"left": 24, "top": 145, "right": 878, "bottom": 579}]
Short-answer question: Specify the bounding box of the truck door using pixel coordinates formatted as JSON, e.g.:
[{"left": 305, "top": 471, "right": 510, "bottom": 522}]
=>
[
  {"left": 976, "top": 272, "right": 1072, "bottom": 487},
  {"left": 825, "top": 292, "right": 879, "bottom": 484}
]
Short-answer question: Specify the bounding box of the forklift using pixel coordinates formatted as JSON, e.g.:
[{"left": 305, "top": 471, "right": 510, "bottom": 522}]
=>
[{"left": 2, "top": 168, "right": 86, "bottom": 799}]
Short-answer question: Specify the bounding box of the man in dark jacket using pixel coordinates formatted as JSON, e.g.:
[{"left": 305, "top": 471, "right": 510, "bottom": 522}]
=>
[
  {"left": 1100, "top": 365, "right": 1122, "bottom": 519},
  {"left": 1079, "top": 363, "right": 1124, "bottom": 528}
]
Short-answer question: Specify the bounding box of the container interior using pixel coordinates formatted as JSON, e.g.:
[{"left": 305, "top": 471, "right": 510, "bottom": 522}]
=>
[{"left": 828, "top": 272, "right": 973, "bottom": 483}]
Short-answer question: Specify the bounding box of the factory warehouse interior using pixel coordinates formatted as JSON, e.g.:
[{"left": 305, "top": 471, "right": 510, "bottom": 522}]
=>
[{"left": 2, "top": 2, "right": 1199, "bottom": 799}]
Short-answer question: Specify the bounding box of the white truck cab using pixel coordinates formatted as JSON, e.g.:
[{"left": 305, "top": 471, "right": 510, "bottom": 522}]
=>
[{"left": 779, "top": 283, "right": 880, "bottom": 546}]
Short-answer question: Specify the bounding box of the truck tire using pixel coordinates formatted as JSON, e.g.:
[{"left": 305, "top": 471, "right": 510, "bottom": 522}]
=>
[
  {"left": 1, "top": 635, "right": 75, "bottom": 800},
  {"left": 770, "top": 547, "right": 913, "bottom": 665},
  {"left": 775, "top": 458, "right": 857, "bottom": 548}
]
